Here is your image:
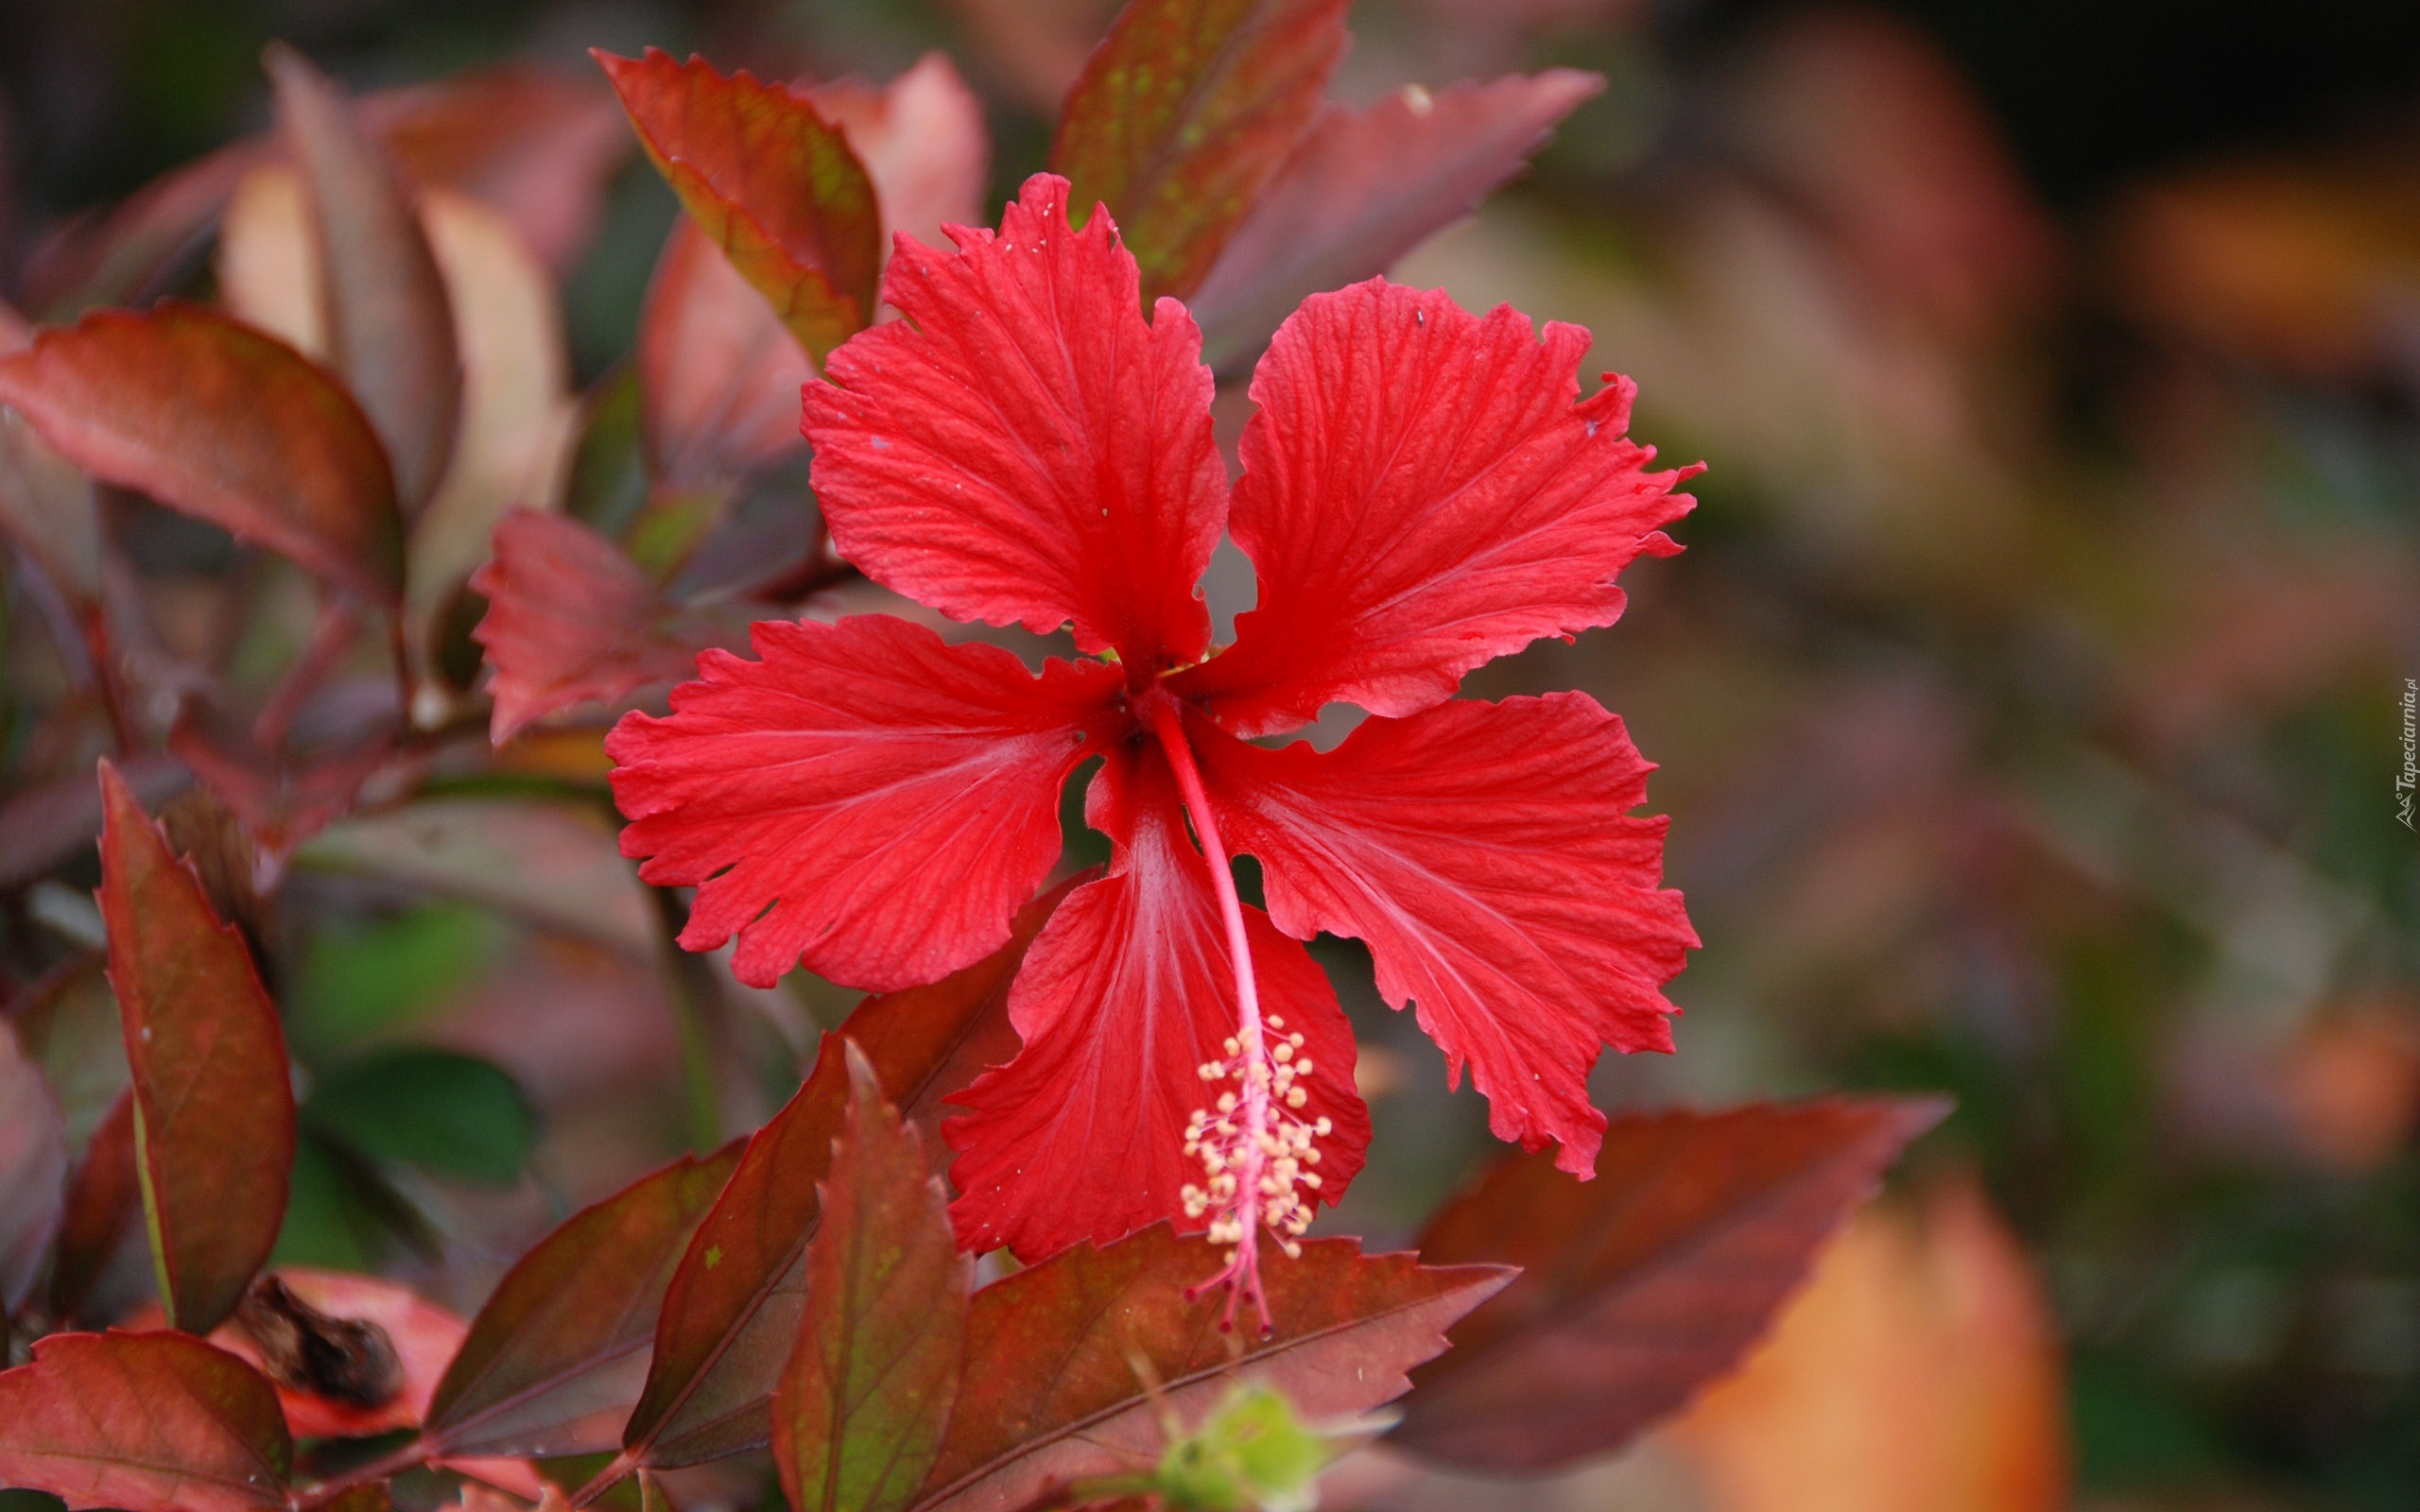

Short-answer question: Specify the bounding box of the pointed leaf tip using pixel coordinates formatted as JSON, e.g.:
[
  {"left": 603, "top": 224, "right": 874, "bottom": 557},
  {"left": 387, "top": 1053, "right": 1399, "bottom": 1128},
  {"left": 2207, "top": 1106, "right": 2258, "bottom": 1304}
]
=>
[
  {"left": 597, "top": 48, "right": 880, "bottom": 363},
  {"left": 773, "top": 1042, "right": 968, "bottom": 1512},
  {"left": 267, "top": 43, "right": 462, "bottom": 521},
  {"left": 96, "top": 759, "right": 295, "bottom": 1335}
]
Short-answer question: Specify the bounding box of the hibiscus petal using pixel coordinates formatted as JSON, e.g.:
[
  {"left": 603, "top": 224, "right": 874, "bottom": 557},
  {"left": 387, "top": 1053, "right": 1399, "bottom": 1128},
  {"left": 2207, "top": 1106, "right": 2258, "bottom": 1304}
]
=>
[
  {"left": 1172, "top": 281, "right": 1697, "bottom": 736},
  {"left": 1191, "top": 693, "right": 1696, "bottom": 1176},
  {"left": 800, "top": 174, "right": 1226, "bottom": 669},
  {"left": 608, "top": 614, "right": 1121, "bottom": 990},
  {"left": 945, "top": 740, "right": 1369, "bottom": 1261}
]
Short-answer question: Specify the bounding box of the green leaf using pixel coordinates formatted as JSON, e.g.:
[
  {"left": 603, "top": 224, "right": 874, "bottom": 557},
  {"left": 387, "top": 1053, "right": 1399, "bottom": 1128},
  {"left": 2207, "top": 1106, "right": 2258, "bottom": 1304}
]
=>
[
  {"left": 1050, "top": 0, "right": 1347, "bottom": 302},
  {"left": 773, "top": 1045, "right": 968, "bottom": 1512},
  {"left": 303, "top": 1048, "right": 535, "bottom": 1184},
  {"left": 288, "top": 902, "right": 510, "bottom": 1055},
  {"left": 96, "top": 760, "right": 295, "bottom": 1334}
]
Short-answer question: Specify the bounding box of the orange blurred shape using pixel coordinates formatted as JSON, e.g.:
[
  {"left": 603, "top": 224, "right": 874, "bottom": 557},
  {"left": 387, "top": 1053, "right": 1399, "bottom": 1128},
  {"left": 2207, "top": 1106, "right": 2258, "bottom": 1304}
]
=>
[
  {"left": 2108, "top": 151, "right": 2420, "bottom": 377},
  {"left": 2280, "top": 999, "right": 2420, "bottom": 1172},
  {"left": 1665, "top": 1180, "right": 2068, "bottom": 1512}
]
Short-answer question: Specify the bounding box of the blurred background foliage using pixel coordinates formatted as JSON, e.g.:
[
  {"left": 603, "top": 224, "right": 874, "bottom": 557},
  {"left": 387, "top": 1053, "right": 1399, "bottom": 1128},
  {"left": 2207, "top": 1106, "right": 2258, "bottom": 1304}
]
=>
[{"left": 1, "top": 0, "right": 2415, "bottom": 1508}]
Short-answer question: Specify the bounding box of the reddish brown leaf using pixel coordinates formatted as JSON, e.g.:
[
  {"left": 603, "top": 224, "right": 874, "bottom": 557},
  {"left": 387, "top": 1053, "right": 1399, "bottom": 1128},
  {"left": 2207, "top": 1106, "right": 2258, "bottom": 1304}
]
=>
[
  {"left": 167, "top": 713, "right": 400, "bottom": 859},
  {"left": 0, "top": 1330, "right": 292, "bottom": 1512},
  {"left": 774, "top": 1046, "right": 969, "bottom": 1512},
  {"left": 634, "top": 219, "right": 813, "bottom": 491},
  {"left": 597, "top": 49, "right": 881, "bottom": 364},
  {"left": 810, "top": 54, "right": 991, "bottom": 253},
  {"left": 619, "top": 882, "right": 1074, "bottom": 1472},
  {"left": 0, "top": 1023, "right": 68, "bottom": 1315},
  {"left": 49, "top": 1091, "right": 142, "bottom": 1324},
  {"left": 1190, "top": 71, "right": 1604, "bottom": 369},
  {"left": 1049, "top": 0, "right": 1348, "bottom": 302},
  {"left": 0, "top": 303, "right": 403, "bottom": 605},
  {"left": 269, "top": 44, "right": 463, "bottom": 522},
  {"left": 912, "top": 1228, "right": 1509, "bottom": 1512},
  {"left": 96, "top": 758, "right": 296, "bottom": 1334},
  {"left": 1391, "top": 1096, "right": 1949, "bottom": 1470},
  {"left": 469, "top": 510, "right": 715, "bottom": 744},
  {"left": 421, "top": 1145, "right": 741, "bottom": 1460}
]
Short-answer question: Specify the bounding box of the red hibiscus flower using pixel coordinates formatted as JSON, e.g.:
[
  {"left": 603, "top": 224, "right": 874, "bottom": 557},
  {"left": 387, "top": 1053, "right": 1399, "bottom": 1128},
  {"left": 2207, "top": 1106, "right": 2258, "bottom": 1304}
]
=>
[{"left": 607, "top": 173, "right": 1699, "bottom": 1324}]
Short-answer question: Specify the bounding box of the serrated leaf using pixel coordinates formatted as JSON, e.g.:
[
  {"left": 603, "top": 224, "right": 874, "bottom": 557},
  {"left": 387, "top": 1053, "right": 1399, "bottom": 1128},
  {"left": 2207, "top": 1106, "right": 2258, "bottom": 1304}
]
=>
[
  {"left": 773, "top": 1046, "right": 968, "bottom": 1512},
  {"left": 1049, "top": 0, "right": 1347, "bottom": 302},
  {"left": 1391, "top": 1096, "right": 1948, "bottom": 1470},
  {"left": 910, "top": 1229, "right": 1509, "bottom": 1512},
  {"left": 0, "top": 1331, "right": 291, "bottom": 1512},
  {"left": 420, "top": 1144, "right": 740, "bottom": 1459},
  {"left": 617, "top": 880, "right": 1075, "bottom": 1473},
  {"left": 268, "top": 44, "right": 462, "bottom": 522},
  {"left": 0, "top": 304, "right": 403, "bottom": 605},
  {"left": 1191, "top": 71, "right": 1604, "bottom": 369},
  {"left": 597, "top": 49, "right": 880, "bottom": 363},
  {"left": 96, "top": 759, "right": 296, "bottom": 1334},
  {"left": 0, "top": 1024, "right": 68, "bottom": 1315}
]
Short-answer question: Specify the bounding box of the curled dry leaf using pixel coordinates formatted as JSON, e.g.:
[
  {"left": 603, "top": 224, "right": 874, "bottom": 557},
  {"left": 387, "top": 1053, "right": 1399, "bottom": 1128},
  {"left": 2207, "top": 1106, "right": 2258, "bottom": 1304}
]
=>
[
  {"left": 95, "top": 759, "right": 297, "bottom": 1335},
  {"left": 597, "top": 49, "right": 882, "bottom": 364},
  {"left": 617, "top": 882, "right": 1074, "bottom": 1474},
  {"left": 1392, "top": 1096, "right": 1947, "bottom": 1470},
  {"left": 0, "top": 1022, "right": 69, "bottom": 1315},
  {"left": 910, "top": 1228, "right": 1510, "bottom": 1512},
  {"left": 1190, "top": 70, "right": 1605, "bottom": 369},
  {"left": 204, "top": 1268, "right": 467, "bottom": 1438},
  {"left": 268, "top": 43, "right": 463, "bottom": 523},
  {"left": 471, "top": 510, "right": 717, "bottom": 744},
  {"left": 420, "top": 1145, "right": 742, "bottom": 1460},
  {"left": 0, "top": 303, "right": 403, "bottom": 606},
  {"left": 1050, "top": 0, "right": 1349, "bottom": 302},
  {"left": 772, "top": 1046, "right": 970, "bottom": 1512},
  {"left": 0, "top": 1331, "right": 292, "bottom": 1512}
]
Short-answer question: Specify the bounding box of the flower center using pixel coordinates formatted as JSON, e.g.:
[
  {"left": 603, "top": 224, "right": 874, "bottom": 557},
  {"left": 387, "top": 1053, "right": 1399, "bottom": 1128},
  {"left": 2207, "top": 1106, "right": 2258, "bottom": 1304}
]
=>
[{"left": 1134, "top": 686, "right": 1326, "bottom": 1335}]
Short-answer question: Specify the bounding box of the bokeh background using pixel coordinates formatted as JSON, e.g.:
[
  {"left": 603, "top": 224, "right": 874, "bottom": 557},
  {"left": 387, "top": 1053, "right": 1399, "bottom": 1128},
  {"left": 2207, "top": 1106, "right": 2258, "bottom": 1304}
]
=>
[{"left": 2, "top": 1, "right": 2416, "bottom": 1508}]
